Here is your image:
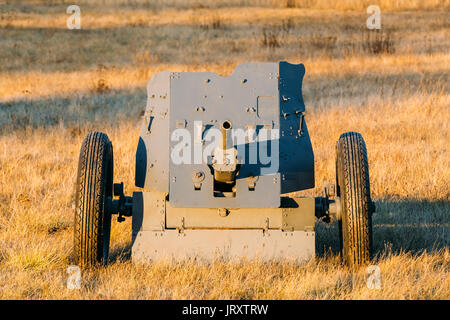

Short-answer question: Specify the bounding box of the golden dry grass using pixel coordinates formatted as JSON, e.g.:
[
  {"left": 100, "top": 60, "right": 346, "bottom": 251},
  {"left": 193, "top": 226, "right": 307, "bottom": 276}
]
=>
[{"left": 0, "top": 1, "right": 449, "bottom": 299}]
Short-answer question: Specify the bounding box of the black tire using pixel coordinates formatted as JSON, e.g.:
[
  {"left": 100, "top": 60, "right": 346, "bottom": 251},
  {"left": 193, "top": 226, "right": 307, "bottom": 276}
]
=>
[
  {"left": 74, "top": 132, "right": 113, "bottom": 267},
  {"left": 336, "top": 132, "right": 373, "bottom": 266}
]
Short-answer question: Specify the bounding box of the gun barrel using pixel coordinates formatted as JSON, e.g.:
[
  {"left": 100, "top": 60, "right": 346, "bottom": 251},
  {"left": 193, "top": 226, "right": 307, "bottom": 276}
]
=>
[
  {"left": 220, "top": 120, "right": 233, "bottom": 150},
  {"left": 213, "top": 121, "right": 237, "bottom": 184}
]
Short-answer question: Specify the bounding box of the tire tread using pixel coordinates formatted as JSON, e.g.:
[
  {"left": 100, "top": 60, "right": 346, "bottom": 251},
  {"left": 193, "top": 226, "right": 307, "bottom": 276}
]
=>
[
  {"left": 74, "top": 132, "right": 112, "bottom": 267},
  {"left": 337, "top": 132, "right": 372, "bottom": 266}
]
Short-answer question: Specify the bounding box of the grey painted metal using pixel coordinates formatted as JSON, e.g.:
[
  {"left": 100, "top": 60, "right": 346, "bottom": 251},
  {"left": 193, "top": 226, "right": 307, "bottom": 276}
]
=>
[
  {"left": 135, "top": 61, "right": 314, "bottom": 208},
  {"left": 132, "top": 229, "right": 315, "bottom": 262},
  {"left": 131, "top": 190, "right": 317, "bottom": 262},
  {"left": 132, "top": 191, "right": 316, "bottom": 232},
  {"left": 169, "top": 62, "right": 281, "bottom": 208},
  {"left": 132, "top": 191, "right": 166, "bottom": 233},
  {"left": 278, "top": 61, "right": 314, "bottom": 193},
  {"left": 135, "top": 71, "right": 171, "bottom": 191}
]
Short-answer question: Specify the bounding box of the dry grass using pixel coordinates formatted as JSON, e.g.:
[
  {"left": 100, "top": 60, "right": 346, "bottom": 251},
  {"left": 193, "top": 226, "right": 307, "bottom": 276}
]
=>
[{"left": 0, "top": 1, "right": 449, "bottom": 299}]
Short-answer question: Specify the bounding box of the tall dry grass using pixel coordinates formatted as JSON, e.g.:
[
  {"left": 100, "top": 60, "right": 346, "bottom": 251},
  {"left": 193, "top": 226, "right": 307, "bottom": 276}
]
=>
[
  {"left": 5, "top": 0, "right": 449, "bottom": 11},
  {"left": 0, "top": 1, "right": 449, "bottom": 299}
]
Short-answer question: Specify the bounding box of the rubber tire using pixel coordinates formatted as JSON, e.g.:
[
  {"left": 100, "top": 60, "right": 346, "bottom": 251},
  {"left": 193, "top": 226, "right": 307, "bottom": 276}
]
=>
[
  {"left": 336, "top": 132, "right": 373, "bottom": 267},
  {"left": 74, "top": 132, "right": 113, "bottom": 267}
]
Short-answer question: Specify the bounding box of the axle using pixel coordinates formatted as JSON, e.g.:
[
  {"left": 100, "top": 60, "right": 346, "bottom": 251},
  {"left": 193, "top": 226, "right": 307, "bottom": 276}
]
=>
[{"left": 105, "top": 182, "right": 132, "bottom": 222}]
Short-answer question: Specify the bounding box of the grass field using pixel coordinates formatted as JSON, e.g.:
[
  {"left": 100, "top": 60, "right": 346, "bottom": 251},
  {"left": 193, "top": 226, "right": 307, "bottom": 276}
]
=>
[{"left": 0, "top": 0, "right": 449, "bottom": 299}]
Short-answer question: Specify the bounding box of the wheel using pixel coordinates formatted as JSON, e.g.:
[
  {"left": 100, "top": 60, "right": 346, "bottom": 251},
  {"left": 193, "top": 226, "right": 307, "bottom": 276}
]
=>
[
  {"left": 336, "top": 132, "right": 373, "bottom": 266},
  {"left": 74, "top": 132, "right": 113, "bottom": 267}
]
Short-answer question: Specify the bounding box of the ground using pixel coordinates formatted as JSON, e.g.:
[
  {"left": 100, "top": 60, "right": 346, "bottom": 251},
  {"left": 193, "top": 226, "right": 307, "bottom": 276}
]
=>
[{"left": 0, "top": 0, "right": 449, "bottom": 299}]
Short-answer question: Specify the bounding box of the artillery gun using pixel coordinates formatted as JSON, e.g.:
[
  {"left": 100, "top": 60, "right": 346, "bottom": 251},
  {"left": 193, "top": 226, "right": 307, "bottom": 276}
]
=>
[{"left": 73, "top": 62, "right": 375, "bottom": 267}]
